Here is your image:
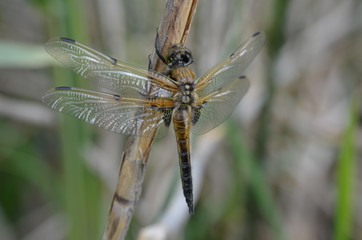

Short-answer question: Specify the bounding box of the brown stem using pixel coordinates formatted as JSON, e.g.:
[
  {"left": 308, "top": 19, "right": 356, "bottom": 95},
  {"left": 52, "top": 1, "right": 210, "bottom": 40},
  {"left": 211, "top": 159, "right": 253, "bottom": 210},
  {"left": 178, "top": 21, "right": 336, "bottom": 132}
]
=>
[{"left": 103, "top": 0, "right": 198, "bottom": 239}]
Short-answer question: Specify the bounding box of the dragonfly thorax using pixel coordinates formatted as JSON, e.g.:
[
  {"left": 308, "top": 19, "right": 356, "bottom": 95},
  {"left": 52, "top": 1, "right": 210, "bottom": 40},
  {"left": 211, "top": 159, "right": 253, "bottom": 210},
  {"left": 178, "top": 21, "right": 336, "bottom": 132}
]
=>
[
  {"left": 176, "top": 82, "right": 196, "bottom": 105},
  {"left": 181, "top": 95, "right": 192, "bottom": 104}
]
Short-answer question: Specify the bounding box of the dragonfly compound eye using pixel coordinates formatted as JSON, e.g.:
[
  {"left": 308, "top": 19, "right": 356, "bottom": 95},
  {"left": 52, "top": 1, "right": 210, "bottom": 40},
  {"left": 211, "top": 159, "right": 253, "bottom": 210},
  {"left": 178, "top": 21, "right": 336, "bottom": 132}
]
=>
[
  {"left": 180, "top": 52, "right": 193, "bottom": 66},
  {"left": 167, "top": 45, "right": 193, "bottom": 68}
]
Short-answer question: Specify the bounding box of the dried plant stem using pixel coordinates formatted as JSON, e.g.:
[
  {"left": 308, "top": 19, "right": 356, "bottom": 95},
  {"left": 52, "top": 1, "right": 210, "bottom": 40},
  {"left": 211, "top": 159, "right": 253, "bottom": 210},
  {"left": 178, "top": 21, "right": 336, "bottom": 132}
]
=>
[{"left": 103, "top": 1, "right": 198, "bottom": 239}]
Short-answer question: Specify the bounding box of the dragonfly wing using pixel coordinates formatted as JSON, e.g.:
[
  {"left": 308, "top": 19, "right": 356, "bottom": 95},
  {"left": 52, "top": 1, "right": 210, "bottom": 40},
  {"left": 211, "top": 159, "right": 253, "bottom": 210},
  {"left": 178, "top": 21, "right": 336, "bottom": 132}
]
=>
[
  {"left": 192, "top": 76, "right": 249, "bottom": 134},
  {"left": 42, "top": 87, "right": 173, "bottom": 137},
  {"left": 191, "top": 32, "right": 265, "bottom": 134},
  {"left": 45, "top": 37, "right": 177, "bottom": 98},
  {"left": 194, "top": 32, "right": 265, "bottom": 90}
]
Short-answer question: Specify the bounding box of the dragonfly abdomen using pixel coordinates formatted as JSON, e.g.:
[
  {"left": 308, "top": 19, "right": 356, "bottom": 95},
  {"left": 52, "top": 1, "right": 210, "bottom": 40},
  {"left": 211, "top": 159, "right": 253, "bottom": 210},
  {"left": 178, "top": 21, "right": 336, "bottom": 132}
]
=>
[{"left": 173, "top": 106, "right": 194, "bottom": 214}]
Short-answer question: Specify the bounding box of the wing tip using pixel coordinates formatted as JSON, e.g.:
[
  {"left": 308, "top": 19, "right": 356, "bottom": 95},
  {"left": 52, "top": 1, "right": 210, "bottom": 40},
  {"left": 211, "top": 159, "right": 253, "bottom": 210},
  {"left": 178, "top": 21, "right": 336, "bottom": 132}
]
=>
[
  {"left": 45, "top": 37, "right": 76, "bottom": 56},
  {"left": 59, "top": 37, "right": 76, "bottom": 43},
  {"left": 252, "top": 31, "right": 261, "bottom": 37},
  {"left": 252, "top": 31, "right": 266, "bottom": 41},
  {"left": 55, "top": 86, "right": 72, "bottom": 90}
]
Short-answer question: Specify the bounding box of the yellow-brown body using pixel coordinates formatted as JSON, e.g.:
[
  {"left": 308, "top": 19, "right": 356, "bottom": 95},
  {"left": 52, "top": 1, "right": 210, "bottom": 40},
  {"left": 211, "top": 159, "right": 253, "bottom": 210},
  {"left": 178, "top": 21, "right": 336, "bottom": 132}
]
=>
[{"left": 168, "top": 60, "right": 197, "bottom": 214}]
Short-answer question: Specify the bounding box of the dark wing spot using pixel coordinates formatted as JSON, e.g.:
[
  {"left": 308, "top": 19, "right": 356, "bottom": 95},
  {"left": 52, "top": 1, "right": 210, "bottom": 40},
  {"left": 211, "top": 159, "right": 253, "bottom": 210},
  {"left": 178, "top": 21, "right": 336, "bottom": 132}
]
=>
[
  {"left": 162, "top": 109, "right": 172, "bottom": 127},
  {"left": 238, "top": 75, "right": 246, "bottom": 79},
  {"left": 191, "top": 107, "right": 201, "bottom": 125},
  {"left": 60, "top": 37, "right": 76, "bottom": 43},
  {"left": 109, "top": 56, "right": 117, "bottom": 65},
  {"left": 252, "top": 32, "right": 261, "bottom": 37},
  {"left": 113, "top": 94, "right": 121, "bottom": 100},
  {"left": 55, "top": 86, "right": 72, "bottom": 90}
]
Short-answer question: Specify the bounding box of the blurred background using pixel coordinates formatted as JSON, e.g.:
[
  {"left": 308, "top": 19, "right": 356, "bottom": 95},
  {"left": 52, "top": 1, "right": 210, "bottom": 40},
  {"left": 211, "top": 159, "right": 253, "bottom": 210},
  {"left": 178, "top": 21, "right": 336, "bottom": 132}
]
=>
[{"left": 0, "top": 0, "right": 361, "bottom": 239}]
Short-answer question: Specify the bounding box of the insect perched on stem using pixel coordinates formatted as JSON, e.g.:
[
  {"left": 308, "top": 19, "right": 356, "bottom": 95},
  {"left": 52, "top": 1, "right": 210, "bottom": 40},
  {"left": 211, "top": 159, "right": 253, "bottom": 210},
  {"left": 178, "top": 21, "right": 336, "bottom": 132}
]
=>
[{"left": 42, "top": 32, "right": 265, "bottom": 214}]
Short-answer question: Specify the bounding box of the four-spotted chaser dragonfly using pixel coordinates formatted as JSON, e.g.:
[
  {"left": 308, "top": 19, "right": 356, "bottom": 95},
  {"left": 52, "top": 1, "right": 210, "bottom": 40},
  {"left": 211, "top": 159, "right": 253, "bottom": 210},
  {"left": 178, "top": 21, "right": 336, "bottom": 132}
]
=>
[{"left": 42, "top": 32, "right": 265, "bottom": 214}]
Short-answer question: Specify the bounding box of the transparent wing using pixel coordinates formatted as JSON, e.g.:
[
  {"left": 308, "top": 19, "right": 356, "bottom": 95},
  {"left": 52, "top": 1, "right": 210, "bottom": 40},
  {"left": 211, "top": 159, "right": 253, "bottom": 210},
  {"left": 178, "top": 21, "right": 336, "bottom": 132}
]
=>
[
  {"left": 42, "top": 87, "right": 175, "bottom": 137},
  {"left": 194, "top": 32, "right": 265, "bottom": 90},
  {"left": 45, "top": 37, "right": 177, "bottom": 98},
  {"left": 191, "top": 32, "right": 265, "bottom": 134},
  {"left": 191, "top": 76, "right": 249, "bottom": 134}
]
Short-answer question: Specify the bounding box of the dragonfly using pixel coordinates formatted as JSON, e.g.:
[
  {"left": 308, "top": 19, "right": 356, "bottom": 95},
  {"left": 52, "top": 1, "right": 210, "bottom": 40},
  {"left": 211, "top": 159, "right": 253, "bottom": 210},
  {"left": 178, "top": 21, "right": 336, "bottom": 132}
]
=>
[{"left": 42, "top": 32, "right": 265, "bottom": 214}]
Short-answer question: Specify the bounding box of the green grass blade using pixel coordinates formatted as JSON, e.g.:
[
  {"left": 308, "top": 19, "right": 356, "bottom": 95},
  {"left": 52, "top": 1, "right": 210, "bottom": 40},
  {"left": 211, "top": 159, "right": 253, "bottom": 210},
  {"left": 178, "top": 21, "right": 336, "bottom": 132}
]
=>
[
  {"left": 333, "top": 97, "right": 359, "bottom": 240},
  {"left": 42, "top": 0, "right": 104, "bottom": 237},
  {"left": 226, "top": 120, "right": 284, "bottom": 240}
]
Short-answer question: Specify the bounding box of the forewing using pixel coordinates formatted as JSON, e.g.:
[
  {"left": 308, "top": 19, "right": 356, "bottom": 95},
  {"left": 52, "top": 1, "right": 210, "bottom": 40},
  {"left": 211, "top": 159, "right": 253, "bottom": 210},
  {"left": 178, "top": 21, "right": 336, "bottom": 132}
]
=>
[
  {"left": 42, "top": 87, "right": 173, "bottom": 137},
  {"left": 191, "top": 32, "right": 264, "bottom": 134},
  {"left": 45, "top": 37, "right": 177, "bottom": 98},
  {"left": 194, "top": 32, "right": 265, "bottom": 90},
  {"left": 191, "top": 76, "right": 249, "bottom": 134}
]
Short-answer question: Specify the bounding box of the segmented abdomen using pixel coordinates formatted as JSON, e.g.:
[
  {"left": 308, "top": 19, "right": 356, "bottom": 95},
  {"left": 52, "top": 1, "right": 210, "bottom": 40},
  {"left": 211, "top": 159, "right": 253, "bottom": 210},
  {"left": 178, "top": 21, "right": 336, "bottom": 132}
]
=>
[{"left": 173, "top": 106, "right": 193, "bottom": 214}]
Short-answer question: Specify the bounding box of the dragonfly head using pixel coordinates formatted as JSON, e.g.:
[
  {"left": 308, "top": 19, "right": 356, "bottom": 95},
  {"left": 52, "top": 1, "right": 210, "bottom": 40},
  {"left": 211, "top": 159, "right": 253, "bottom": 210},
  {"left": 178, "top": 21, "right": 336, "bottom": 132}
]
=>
[{"left": 167, "top": 44, "right": 193, "bottom": 68}]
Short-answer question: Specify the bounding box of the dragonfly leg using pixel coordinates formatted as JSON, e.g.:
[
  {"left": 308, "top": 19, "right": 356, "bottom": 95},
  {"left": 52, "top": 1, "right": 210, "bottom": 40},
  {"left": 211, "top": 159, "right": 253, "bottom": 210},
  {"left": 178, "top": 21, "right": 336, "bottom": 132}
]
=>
[{"left": 154, "top": 29, "right": 168, "bottom": 65}]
